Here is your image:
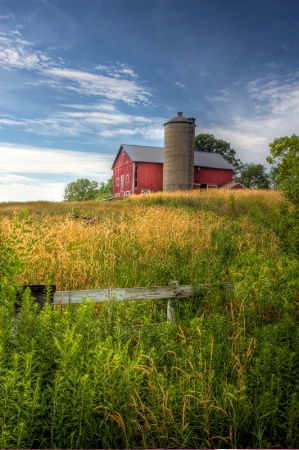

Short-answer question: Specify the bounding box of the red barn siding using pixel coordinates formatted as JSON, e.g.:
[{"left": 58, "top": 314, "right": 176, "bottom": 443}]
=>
[
  {"left": 194, "top": 167, "right": 233, "bottom": 186},
  {"left": 134, "top": 163, "right": 163, "bottom": 194},
  {"left": 113, "top": 151, "right": 163, "bottom": 197},
  {"left": 113, "top": 150, "right": 134, "bottom": 197}
]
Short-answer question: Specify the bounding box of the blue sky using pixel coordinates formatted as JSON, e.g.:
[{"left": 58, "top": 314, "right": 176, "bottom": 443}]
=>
[{"left": 1, "top": 0, "right": 299, "bottom": 201}]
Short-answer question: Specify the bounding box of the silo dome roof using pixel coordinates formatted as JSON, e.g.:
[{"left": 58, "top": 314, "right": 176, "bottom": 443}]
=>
[{"left": 164, "top": 112, "right": 195, "bottom": 125}]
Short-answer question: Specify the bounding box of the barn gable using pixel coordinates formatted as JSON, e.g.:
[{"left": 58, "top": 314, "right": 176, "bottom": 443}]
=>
[{"left": 111, "top": 145, "right": 164, "bottom": 168}]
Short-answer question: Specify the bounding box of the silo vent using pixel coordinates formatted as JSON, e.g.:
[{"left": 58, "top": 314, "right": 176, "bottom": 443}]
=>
[{"left": 177, "top": 112, "right": 183, "bottom": 116}]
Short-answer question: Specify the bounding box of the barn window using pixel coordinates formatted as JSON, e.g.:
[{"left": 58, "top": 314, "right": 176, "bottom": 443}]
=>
[
  {"left": 115, "top": 193, "right": 120, "bottom": 198},
  {"left": 124, "top": 191, "right": 131, "bottom": 196},
  {"left": 116, "top": 177, "right": 119, "bottom": 186},
  {"left": 134, "top": 164, "right": 138, "bottom": 188},
  {"left": 126, "top": 174, "right": 129, "bottom": 183}
]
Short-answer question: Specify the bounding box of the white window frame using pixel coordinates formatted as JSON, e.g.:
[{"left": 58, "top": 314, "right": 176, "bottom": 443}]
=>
[
  {"left": 115, "top": 193, "right": 120, "bottom": 198},
  {"left": 124, "top": 191, "right": 131, "bottom": 197}
]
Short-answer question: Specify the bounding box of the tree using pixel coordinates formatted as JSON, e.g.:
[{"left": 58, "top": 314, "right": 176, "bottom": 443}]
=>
[
  {"left": 267, "top": 134, "right": 299, "bottom": 205},
  {"left": 194, "top": 134, "right": 243, "bottom": 175},
  {"left": 236, "top": 163, "right": 270, "bottom": 189},
  {"left": 269, "top": 166, "right": 279, "bottom": 189},
  {"left": 96, "top": 176, "right": 113, "bottom": 200},
  {"left": 64, "top": 178, "right": 100, "bottom": 201},
  {"left": 265, "top": 134, "right": 299, "bottom": 259}
]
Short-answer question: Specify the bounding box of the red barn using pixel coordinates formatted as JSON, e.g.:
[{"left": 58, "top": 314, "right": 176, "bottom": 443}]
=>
[{"left": 112, "top": 144, "right": 235, "bottom": 197}]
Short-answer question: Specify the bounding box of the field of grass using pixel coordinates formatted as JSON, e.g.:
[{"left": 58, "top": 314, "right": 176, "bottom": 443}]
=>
[{"left": 0, "top": 190, "right": 299, "bottom": 448}]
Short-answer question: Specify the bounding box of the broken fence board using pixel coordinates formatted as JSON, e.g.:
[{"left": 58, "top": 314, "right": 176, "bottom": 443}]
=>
[{"left": 53, "top": 282, "right": 231, "bottom": 305}]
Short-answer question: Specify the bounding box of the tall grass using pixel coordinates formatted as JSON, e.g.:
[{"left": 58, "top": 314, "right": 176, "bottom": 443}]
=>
[
  {"left": 0, "top": 291, "right": 298, "bottom": 448},
  {"left": 0, "top": 190, "right": 281, "bottom": 290},
  {"left": 0, "top": 189, "right": 298, "bottom": 448}
]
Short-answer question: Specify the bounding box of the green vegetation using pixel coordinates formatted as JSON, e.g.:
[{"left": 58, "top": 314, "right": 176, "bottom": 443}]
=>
[
  {"left": 0, "top": 189, "right": 299, "bottom": 448},
  {"left": 267, "top": 133, "right": 299, "bottom": 205},
  {"left": 195, "top": 133, "right": 243, "bottom": 175},
  {"left": 195, "top": 134, "right": 274, "bottom": 188},
  {"left": 235, "top": 162, "right": 270, "bottom": 189},
  {"left": 64, "top": 177, "right": 113, "bottom": 201}
]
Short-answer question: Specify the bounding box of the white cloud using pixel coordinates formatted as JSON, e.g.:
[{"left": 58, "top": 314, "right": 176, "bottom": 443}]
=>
[
  {"left": 44, "top": 67, "right": 151, "bottom": 105},
  {"left": 205, "top": 89, "right": 231, "bottom": 103},
  {"left": 0, "top": 32, "right": 151, "bottom": 106},
  {"left": 0, "top": 34, "right": 53, "bottom": 70},
  {"left": 119, "top": 66, "right": 138, "bottom": 78},
  {"left": 0, "top": 107, "right": 166, "bottom": 142},
  {"left": 62, "top": 103, "right": 118, "bottom": 112},
  {"left": 138, "top": 125, "right": 164, "bottom": 141},
  {"left": 0, "top": 181, "right": 65, "bottom": 202},
  {"left": 0, "top": 143, "right": 113, "bottom": 177},
  {"left": 203, "top": 73, "right": 299, "bottom": 165},
  {"left": 247, "top": 74, "right": 299, "bottom": 117},
  {"left": 175, "top": 82, "right": 186, "bottom": 89},
  {"left": 98, "top": 122, "right": 164, "bottom": 140},
  {"left": 94, "top": 63, "right": 138, "bottom": 79},
  {"left": 0, "top": 14, "right": 14, "bottom": 20},
  {"left": 0, "top": 143, "right": 114, "bottom": 202}
]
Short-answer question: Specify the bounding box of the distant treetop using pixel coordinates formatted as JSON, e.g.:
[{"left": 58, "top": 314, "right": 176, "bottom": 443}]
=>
[{"left": 195, "top": 134, "right": 243, "bottom": 176}]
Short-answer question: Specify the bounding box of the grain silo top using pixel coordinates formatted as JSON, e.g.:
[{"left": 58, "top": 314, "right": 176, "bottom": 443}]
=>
[{"left": 164, "top": 112, "right": 196, "bottom": 125}]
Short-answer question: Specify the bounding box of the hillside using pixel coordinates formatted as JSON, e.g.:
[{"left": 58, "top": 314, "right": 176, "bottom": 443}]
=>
[{"left": 0, "top": 190, "right": 298, "bottom": 448}]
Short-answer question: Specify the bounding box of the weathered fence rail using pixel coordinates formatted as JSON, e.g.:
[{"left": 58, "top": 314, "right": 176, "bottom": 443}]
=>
[{"left": 53, "top": 281, "right": 232, "bottom": 305}]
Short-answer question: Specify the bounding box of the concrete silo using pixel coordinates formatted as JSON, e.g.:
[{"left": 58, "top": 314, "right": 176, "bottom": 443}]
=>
[{"left": 163, "top": 112, "right": 196, "bottom": 192}]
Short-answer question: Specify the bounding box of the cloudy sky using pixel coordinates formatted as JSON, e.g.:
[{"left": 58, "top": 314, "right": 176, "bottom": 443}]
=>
[{"left": 1, "top": 0, "right": 299, "bottom": 201}]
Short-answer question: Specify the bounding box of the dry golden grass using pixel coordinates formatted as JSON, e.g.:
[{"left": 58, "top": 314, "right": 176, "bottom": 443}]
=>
[{"left": 0, "top": 189, "right": 281, "bottom": 290}]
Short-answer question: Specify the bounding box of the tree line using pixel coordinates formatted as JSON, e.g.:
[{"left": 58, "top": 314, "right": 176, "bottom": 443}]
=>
[
  {"left": 194, "top": 134, "right": 277, "bottom": 189},
  {"left": 64, "top": 176, "right": 113, "bottom": 202},
  {"left": 64, "top": 133, "right": 298, "bottom": 201}
]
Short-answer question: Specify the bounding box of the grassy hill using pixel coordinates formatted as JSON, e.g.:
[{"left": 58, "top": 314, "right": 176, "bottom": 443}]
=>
[{"left": 0, "top": 190, "right": 298, "bottom": 448}]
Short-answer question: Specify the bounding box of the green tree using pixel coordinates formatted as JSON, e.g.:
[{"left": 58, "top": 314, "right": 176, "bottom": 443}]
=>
[
  {"left": 269, "top": 166, "right": 279, "bottom": 189},
  {"left": 96, "top": 176, "right": 113, "bottom": 200},
  {"left": 194, "top": 134, "right": 243, "bottom": 175},
  {"left": 264, "top": 135, "right": 299, "bottom": 259},
  {"left": 64, "top": 178, "right": 100, "bottom": 201},
  {"left": 267, "top": 134, "right": 299, "bottom": 205},
  {"left": 236, "top": 163, "right": 270, "bottom": 189}
]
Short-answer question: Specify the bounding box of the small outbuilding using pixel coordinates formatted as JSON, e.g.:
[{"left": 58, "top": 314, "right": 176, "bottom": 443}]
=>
[
  {"left": 111, "top": 144, "right": 236, "bottom": 197},
  {"left": 221, "top": 181, "right": 245, "bottom": 190}
]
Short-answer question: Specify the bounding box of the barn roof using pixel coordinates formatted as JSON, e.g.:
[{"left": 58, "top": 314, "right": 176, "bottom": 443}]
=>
[
  {"left": 194, "top": 151, "right": 234, "bottom": 170},
  {"left": 122, "top": 144, "right": 164, "bottom": 163},
  {"left": 112, "top": 144, "right": 234, "bottom": 170}
]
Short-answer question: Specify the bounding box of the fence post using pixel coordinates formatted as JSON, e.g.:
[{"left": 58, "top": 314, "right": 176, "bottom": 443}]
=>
[{"left": 167, "top": 281, "right": 179, "bottom": 323}]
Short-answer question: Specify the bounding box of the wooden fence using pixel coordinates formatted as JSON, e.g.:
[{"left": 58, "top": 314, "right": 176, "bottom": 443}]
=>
[{"left": 53, "top": 281, "right": 232, "bottom": 323}]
